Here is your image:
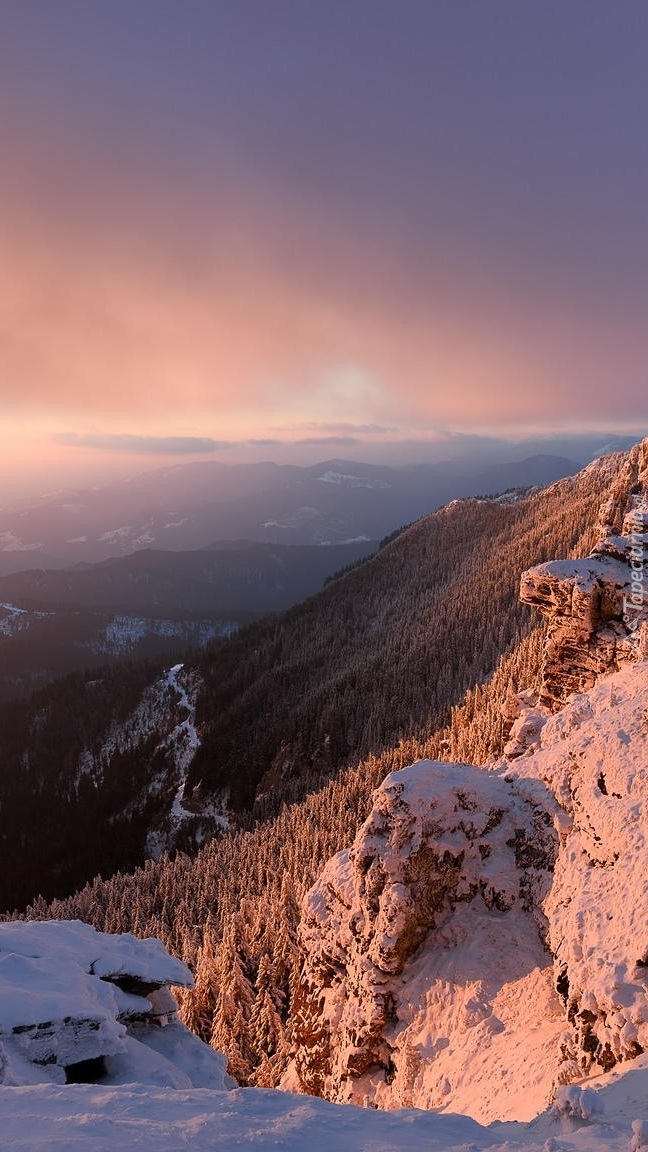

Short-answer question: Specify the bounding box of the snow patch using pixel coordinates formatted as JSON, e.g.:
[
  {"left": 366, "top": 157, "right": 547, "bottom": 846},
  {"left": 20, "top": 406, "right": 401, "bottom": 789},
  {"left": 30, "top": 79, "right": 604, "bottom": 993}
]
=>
[
  {"left": 0, "top": 531, "right": 42, "bottom": 552},
  {"left": 317, "top": 470, "right": 392, "bottom": 489}
]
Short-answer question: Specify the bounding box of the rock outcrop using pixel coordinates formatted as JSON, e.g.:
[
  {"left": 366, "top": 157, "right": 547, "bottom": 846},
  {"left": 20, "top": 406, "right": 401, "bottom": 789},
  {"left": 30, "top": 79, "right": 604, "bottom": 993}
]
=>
[
  {"left": 290, "top": 761, "right": 562, "bottom": 1120},
  {"left": 520, "top": 439, "right": 648, "bottom": 708},
  {"left": 0, "top": 920, "right": 232, "bottom": 1088},
  {"left": 290, "top": 662, "right": 648, "bottom": 1118}
]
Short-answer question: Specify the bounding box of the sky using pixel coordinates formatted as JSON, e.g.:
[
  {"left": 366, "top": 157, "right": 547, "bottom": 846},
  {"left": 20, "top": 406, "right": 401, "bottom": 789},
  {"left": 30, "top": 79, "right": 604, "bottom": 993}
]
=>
[{"left": 1, "top": 0, "right": 647, "bottom": 497}]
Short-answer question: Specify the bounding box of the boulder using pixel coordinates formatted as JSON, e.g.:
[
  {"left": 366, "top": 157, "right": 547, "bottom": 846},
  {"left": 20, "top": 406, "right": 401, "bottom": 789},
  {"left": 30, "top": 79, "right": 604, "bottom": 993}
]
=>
[{"left": 0, "top": 920, "right": 209, "bottom": 1085}]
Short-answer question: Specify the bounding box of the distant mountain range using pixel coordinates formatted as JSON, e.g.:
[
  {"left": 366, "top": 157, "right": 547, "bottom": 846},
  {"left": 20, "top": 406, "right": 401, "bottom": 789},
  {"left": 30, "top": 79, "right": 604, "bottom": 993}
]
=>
[
  {"left": 0, "top": 539, "right": 376, "bottom": 702},
  {"left": 0, "top": 453, "right": 584, "bottom": 572},
  {"left": 0, "top": 539, "right": 377, "bottom": 614}
]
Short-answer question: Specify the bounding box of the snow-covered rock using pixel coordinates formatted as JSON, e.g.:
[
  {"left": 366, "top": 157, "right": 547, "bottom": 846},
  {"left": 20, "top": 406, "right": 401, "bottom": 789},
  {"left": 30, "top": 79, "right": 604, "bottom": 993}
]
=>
[
  {"left": 0, "top": 920, "right": 233, "bottom": 1089},
  {"left": 510, "top": 662, "right": 648, "bottom": 1076},
  {"left": 291, "top": 660, "right": 648, "bottom": 1119},
  {"left": 291, "top": 760, "right": 563, "bottom": 1120},
  {"left": 520, "top": 438, "right": 648, "bottom": 708}
]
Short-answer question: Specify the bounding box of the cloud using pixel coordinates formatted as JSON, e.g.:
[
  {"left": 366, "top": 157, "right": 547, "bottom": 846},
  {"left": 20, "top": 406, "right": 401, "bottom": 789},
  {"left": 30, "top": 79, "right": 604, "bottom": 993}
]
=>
[
  {"left": 300, "top": 423, "right": 398, "bottom": 435},
  {"left": 2, "top": 100, "right": 648, "bottom": 442},
  {"left": 56, "top": 433, "right": 234, "bottom": 455},
  {"left": 56, "top": 431, "right": 369, "bottom": 455},
  {"left": 293, "top": 436, "right": 360, "bottom": 447}
]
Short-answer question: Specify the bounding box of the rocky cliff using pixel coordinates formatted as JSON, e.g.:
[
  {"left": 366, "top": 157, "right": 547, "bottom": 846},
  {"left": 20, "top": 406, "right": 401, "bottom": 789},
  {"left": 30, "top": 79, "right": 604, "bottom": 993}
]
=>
[
  {"left": 288, "top": 441, "right": 648, "bottom": 1122},
  {"left": 520, "top": 438, "right": 648, "bottom": 708}
]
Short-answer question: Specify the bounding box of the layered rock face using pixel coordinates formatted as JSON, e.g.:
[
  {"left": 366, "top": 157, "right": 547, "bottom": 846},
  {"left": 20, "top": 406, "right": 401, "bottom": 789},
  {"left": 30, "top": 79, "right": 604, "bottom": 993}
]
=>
[
  {"left": 520, "top": 439, "right": 648, "bottom": 708},
  {"left": 290, "top": 761, "right": 563, "bottom": 1120}
]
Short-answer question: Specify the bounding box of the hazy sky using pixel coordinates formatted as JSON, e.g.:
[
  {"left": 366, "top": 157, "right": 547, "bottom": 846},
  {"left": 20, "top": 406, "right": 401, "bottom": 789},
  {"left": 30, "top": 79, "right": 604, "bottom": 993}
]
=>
[{"left": 2, "top": 1, "right": 647, "bottom": 495}]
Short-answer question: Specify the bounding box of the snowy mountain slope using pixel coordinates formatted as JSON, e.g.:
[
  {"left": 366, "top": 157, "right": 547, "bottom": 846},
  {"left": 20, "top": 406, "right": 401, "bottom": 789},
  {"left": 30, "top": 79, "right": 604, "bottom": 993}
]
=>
[
  {"left": 0, "top": 659, "right": 226, "bottom": 911},
  {"left": 146, "top": 664, "right": 229, "bottom": 860},
  {"left": 83, "top": 661, "right": 227, "bottom": 860},
  {"left": 509, "top": 662, "right": 648, "bottom": 1076},
  {"left": 288, "top": 445, "right": 648, "bottom": 1120},
  {"left": 4, "top": 914, "right": 648, "bottom": 1150}
]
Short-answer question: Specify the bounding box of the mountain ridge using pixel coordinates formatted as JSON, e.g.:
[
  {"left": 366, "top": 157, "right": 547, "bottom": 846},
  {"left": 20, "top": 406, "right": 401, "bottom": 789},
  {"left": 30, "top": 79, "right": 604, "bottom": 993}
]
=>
[{"left": 0, "top": 452, "right": 584, "bottom": 571}]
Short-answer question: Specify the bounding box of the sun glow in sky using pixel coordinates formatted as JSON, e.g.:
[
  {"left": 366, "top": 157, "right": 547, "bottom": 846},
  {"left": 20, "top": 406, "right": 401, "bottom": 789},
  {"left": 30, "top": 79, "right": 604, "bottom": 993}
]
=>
[{"left": 1, "top": 1, "right": 647, "bottom": 497}]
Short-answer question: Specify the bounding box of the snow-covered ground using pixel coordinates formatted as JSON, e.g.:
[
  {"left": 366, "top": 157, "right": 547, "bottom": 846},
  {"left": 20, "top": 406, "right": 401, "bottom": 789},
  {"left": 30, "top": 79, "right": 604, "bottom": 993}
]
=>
[
  {"left": 0, "top": 600, "right": 31, "bottom": 637},
  {"left": 96, "top": 615, "right": 236, "bottom": 657},
  {"left": 3, "top": 1063, "right": 648, "bottom": 1150},
  {"left": 3, "top": 920, "right": 648, "bottom": 1150},
  {"left": 145, "top": 664, "right": 228, "bottom": 859}
]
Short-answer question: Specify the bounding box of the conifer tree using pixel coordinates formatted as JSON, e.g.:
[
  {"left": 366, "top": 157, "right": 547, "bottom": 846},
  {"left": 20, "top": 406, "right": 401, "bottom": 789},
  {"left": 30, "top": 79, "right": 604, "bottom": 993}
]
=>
[{"left": 209, "top": 923, "right": 255, "bottom": 1082}]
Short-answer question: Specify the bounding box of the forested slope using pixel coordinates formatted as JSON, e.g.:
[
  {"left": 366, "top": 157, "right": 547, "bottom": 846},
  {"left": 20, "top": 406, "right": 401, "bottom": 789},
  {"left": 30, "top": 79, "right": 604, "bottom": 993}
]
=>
[
  {"left": 188, "top": 457, "right": 619, "bottom": 809},
  {"left": 18, "top": 452, "right": 627, "bottom": 1086}
]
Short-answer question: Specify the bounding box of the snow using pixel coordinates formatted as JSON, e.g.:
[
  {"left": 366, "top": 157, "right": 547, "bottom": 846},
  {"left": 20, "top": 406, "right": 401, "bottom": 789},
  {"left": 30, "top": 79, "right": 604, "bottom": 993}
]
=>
[
  {"left": 98, "top": 526, "right": 133, "bottom": 541},
  {"left": 6, "top": 651, "right": 648, "bottom": 1147},
  {"left": 148, "top": 663, "right": 229, "bottom": 855},
  {"left": 167, "top": 663, "right": 201, "bottom": 823},
  {"left": 317, "top": 470, "right": 392, "bottom": 489},
  {"left": 0, "top": 601, "right": 32, "bottom": 637},
  {"left": 0, "top": 920, "right": 238, "bottom": 1094},
  {"left": 0, "top": 920, "right": 192, "bottom": 998},
  {"left": 380, "top": 901, "right": 564, "bottom": 1122},
  {"left": 98, "top": 615, "right": 234, "bottom": 656},
  {"left": 506, "top": 662, "right": 648, "bottom": 1069},
  {"left": 4, "top": 1064, "right": 648, "bottom": 1150},
  {"left": 0, "top": 531, "right": 42, "bottom": 552},
  {"left": 293, "top": 655, "right": 648, "bottom": 1130},
  {"left": 297, "top": 759, "right": 563, "bottom": 1120},
  {"left": 529, "top": 553, "right": 634, "bottom": 592}
]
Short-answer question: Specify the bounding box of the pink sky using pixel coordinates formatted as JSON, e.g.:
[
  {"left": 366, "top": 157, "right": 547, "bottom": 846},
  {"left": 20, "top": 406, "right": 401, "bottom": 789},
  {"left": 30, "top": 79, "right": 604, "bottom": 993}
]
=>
[{"left": 2, "top": 3, "right": 647, "bottom": 498}]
